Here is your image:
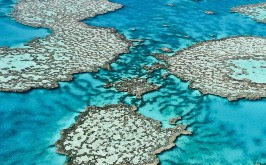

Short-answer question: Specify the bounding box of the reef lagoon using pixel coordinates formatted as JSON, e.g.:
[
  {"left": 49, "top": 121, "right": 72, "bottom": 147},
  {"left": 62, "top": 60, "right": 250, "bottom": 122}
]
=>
[{"left": 0, "top": 0, "right": 266, "bottom": 164}]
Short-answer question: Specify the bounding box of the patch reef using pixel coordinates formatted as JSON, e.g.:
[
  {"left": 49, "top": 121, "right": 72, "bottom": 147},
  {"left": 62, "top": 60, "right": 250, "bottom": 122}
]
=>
[
  {"left": 104, "top": 78, "right": 159, "bottom": 99},
  {"left": 231, "top": 2, "right": 266, "bottom": 24},
  {"left": 156, "top": 36, "right": 266, "bottom": 101},
  {"left": 0, "top": 0, "right": 130, "bottom": 92},
  {"left": 143, "top": 62, "right": 167, "bottom": 73},
  {"left": 56, "top": 104, "right": 189, "bottom": 165}
]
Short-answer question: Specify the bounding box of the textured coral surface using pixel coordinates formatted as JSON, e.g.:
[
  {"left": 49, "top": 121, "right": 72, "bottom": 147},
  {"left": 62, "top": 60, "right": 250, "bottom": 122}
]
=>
[
  {"left": 0, "top": 0, "right": 130, "bottom": 92},
  {"left": 231, "top": 2, "right": 266, "bottom": 24},
  {"left": 160, "top": 36, "right": 266, "bottom": 101},
  {"left": 56, "top": 104, "right": 189, "bottom": 165}
]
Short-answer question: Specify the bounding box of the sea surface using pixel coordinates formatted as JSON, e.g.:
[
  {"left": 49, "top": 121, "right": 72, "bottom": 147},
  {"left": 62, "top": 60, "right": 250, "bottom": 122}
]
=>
[{"left": 0, "top": 0, "right": 266, "bottom": 164}]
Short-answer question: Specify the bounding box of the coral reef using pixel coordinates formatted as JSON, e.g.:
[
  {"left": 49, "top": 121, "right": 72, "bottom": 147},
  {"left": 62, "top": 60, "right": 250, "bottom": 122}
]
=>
[
  {"left": 204, "top": 10, "right": 215, "bottom": 15},
  {"left": 156, "top": 36, "right": 266, "bottom": 101},
  {"left": 231, "top": 2, "right": 266, "bottom": 24},
  {"left": 56, "top": 104, "right": 189, "bottom": 165},
  {"left": 160, "top": 47, "right": 172, "bottom": 53},
  {"left": 142, "top": 62, "right": 166, "bottom": 73},
  {"left": 104, "top": 78, "right": 159, "bottom": 99},
  {"left": 0, "top": 0, "right": 130, "bottom": 92},
  {"left": 169, "top": 117, "right": 182, "bottom": 125}
]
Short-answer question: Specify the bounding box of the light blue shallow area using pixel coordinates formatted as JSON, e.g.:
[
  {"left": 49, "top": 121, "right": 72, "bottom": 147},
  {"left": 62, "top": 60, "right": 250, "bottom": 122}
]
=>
[
  {"left": 251, "top": 7, "right": 266, "bottom": 21},
  {"left": 0, "top": 0, "right": 49, "bottom": 47},
  {"left": 230, "top": 59, "right": 266, "bottom": 83},
  {"left": 0, "top": 0, "right": 266, "bottom": 164}
]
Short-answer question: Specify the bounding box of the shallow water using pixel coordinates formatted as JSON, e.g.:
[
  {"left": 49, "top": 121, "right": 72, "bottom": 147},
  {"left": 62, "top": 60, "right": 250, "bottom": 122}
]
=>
[
  {"left": 0, "top": 0, "right": 266, "bottom": 164},
  {"left": 0, "top": 0, "right": 49, "bottom": 47},
  {"left": 230, "top": 59, "right": 266, "bottom": 83}
]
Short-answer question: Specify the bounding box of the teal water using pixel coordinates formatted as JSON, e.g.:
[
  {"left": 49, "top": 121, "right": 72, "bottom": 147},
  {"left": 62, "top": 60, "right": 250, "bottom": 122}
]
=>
[
  {"left": 230, "top": 59, "right": 266, "bottom": 83},
  {"left": 0, "top": 0, "right": 266, "bottom": 164},
  {"left": 0, "top": 0, "right": 49, "bottom": 47}
]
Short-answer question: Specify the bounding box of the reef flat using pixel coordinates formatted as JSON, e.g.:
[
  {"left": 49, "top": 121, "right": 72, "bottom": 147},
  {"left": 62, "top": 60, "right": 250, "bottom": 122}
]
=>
[
  {"left": 0, "top": 0, "right": 130, "bottom": 92},
  {"left": 157, "top": 36, "right": 266, "bottom": 101},
  {"left": 56, "top": 104, "right": 189, "bottom": 165},
  {"left": 104, "top": 78, "right": 159, "bottom": 99},
  {"left": 231, "top": 2, "right": 266, "bottom": 24}
]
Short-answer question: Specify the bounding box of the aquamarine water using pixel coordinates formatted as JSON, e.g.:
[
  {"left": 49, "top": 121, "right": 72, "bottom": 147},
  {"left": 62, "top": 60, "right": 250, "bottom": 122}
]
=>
[
  {"left": 230, "top": 59, "right": 266, "bottom": 83},
  {"left": 0, "top": 0, "right": 266, "bottom": 164},
  {"left": 0, "top": 0, "right": 49, "bottom": 47}
]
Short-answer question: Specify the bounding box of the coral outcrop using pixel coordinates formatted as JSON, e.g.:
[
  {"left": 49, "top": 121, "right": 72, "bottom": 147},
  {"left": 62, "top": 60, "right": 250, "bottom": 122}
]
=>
[{"left": 104, "top": 78, "right": 159, "bottom": 99}]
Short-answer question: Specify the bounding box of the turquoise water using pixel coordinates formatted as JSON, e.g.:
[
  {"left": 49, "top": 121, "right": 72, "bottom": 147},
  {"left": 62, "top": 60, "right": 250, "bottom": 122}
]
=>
[
  {"left": 0, "top": 0, "right": 49, "bottom": 47},
  {"left": 230, "top": 59, "right": 266, "bottom": 83},
  {"left": 0, "top": 0, "right": 266, "bottom": 164}
]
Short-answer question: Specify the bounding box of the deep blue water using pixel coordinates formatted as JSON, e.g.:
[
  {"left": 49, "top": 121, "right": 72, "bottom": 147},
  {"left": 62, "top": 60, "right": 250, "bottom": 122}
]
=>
[{"left": 0, "top": 0, "right": 266, "bottom": 164}]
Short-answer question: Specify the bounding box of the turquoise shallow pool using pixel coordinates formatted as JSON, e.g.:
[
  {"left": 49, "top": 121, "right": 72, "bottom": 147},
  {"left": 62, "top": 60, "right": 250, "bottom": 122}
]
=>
[
  {"left": 0, "top": 0, "right": 266, "bottom": 164},
  {"left": 230, "top": 59, "right": 266, "bottom": 83}
]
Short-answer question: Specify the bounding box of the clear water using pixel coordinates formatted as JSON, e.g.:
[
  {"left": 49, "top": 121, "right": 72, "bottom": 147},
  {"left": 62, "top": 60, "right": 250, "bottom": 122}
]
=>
[
  {"left": 230, "top": 59, "right": 266, "bottom": 83},
  {"left": 251, "top": 8, "right": 266, "bottom": 21},
  {"left": 0, "top": 0, "right": 266, "bottom": 164},
  {"left": 0, "top": 0, "right": 49, "bottom": 47}
]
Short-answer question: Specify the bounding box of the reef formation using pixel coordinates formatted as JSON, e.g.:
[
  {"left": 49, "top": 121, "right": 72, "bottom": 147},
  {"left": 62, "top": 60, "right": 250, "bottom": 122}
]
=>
[
  {"left": 156, "top": 36, "right": 266, "bottom": 101},
  {"left": 104, "top": 78, "right": 160, "bottom": 99},
  {"left": 0, "top": 0, "right": 130, "bottom": 92},
  {"left": 143, "top": 62, "right": 167, "bottom": 74},
  {"left": 56, "top": 104, "right": 189, "bottom": 165},
  {"left": 231, "top": 2, "right": 266, "bottom": 24}
]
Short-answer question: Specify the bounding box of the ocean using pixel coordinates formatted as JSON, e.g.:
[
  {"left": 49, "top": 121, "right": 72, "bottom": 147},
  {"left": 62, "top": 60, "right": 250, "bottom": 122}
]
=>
[{"left": 0, "top": 0, "right": 266, "bottom": 164}]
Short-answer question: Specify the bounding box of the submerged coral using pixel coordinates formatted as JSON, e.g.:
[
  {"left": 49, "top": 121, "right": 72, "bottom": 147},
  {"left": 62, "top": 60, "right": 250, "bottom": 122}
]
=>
[
  {"left": 56, "top": 104, "right": 189, "bottom": 165},
  {"left": 231, "top": 2, "right": 266, "bottom": 24},
  {"left": 142, "top": 62, "right": 167, "bottom": 74},
  {"left": 0, "top": 0, "right": 130, "bottom": 92},
  {"left": 169, "top": 116, "right": 182, "bottom": 125},
  {"left": 156, "top": 36, "right": 266, "bottom": 101},
  {"left": 104, "top": 78, "right": 159, "bottom": 99}
]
